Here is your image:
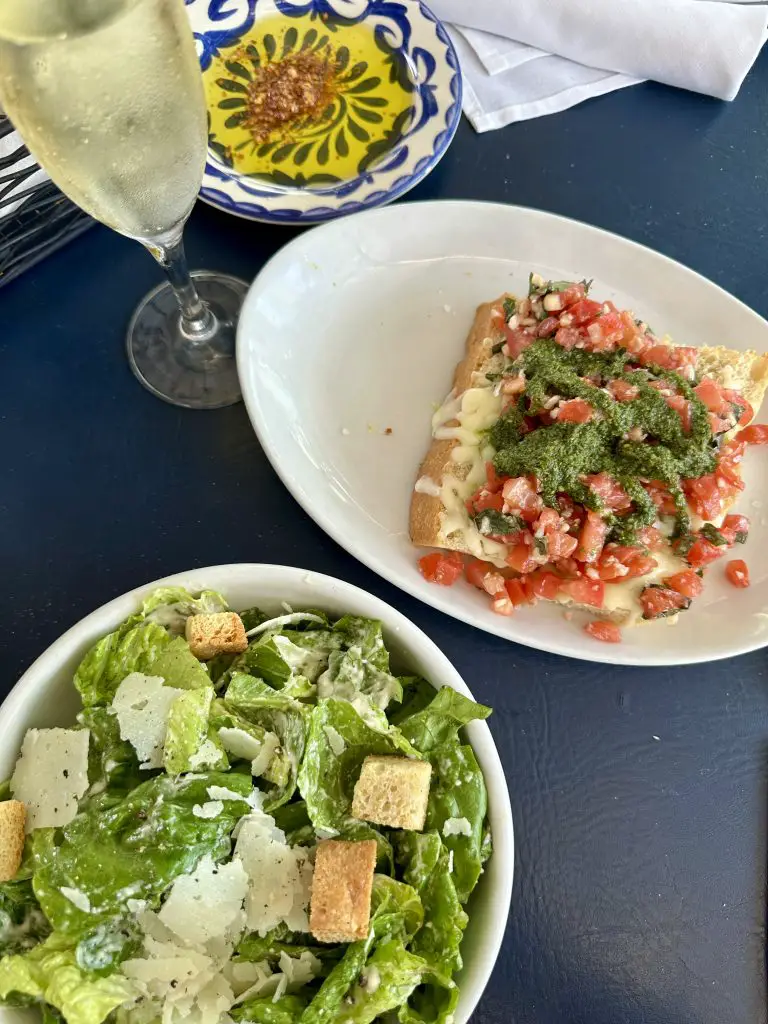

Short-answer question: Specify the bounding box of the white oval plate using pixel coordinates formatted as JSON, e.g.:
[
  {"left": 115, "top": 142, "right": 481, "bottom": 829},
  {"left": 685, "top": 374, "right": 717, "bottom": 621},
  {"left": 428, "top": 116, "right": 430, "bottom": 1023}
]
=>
[
  {"left": 237, "top": 201, "right": 768, "bottom": 665},
  {"left": 0, "top": 564, "right": 512, "bottom": 1024}
]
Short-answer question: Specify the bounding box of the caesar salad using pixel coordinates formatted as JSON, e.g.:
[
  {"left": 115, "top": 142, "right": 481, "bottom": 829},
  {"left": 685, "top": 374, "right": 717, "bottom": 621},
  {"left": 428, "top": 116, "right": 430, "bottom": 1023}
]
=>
[{"left": 0, "top": 587, "right": 493, "bottom": 1024}]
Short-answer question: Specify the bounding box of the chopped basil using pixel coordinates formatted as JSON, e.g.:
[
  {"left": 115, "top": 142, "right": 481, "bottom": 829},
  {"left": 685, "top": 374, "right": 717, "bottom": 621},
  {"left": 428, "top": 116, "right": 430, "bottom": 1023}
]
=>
[
  {"left": 485, "top": 372, "right": 503, "bottom": 383},
  {"left": 700, "top": 523, "right": 727, "bottom": 546},
  {"left": 533, "top": 536, "right": 548, "bottom": 555},
  {"left": 491, "top": 341, "right": 505, "bottom": 355},
  {"left": 472, "top": 509, "right": 524, "bottom": 537},
  {"left": 502, "top": 297, "right": 516, "bottom": 322}
]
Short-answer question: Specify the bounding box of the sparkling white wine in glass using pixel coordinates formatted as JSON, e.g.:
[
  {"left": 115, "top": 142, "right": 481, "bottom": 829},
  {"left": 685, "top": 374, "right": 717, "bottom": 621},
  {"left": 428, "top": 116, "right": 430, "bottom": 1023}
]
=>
[
  {"left": 0, "top": 0, "right": 247, "bottom": 409},
  {"left": 0, "top": 0, "right": 207, "bottom": 241}
]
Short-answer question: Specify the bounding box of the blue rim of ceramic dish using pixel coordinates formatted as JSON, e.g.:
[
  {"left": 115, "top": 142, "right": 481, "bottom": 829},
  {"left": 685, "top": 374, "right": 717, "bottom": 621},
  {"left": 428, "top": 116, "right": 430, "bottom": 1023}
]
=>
[{"left": 185, "top": 0, "right": 462, "bottom": 224}]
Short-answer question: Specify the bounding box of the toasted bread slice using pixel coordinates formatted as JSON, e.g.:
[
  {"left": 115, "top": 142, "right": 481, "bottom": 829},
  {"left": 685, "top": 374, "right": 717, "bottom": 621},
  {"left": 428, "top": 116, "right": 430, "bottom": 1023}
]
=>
[{"left": 411, "top": 293, "right": 768, "bottom": 625}]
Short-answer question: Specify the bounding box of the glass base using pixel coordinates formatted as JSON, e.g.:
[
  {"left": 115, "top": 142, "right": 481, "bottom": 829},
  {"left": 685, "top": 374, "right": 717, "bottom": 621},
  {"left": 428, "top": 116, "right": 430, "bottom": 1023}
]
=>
[{"left": 126, "top": 271, "right": 249, "bottom": 409}]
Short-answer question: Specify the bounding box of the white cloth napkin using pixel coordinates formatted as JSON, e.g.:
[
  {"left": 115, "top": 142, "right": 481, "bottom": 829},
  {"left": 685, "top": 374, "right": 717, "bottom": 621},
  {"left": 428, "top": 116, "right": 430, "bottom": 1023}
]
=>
[{"left": 429, "top": 0, "right": 768, "bottom": 130}]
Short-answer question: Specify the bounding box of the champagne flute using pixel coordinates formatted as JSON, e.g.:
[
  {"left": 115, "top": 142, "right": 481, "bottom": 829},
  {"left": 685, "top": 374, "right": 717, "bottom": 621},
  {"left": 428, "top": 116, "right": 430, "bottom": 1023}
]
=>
[{"left": 0, "top": 0, "right": 246, "bottom": 409}]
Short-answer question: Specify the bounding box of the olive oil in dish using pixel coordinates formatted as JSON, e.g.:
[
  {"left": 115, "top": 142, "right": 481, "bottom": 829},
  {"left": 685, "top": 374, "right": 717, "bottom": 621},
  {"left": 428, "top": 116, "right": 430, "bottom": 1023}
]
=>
[{"left": 204, "top": 14, "right": 416, "bottom": 188}]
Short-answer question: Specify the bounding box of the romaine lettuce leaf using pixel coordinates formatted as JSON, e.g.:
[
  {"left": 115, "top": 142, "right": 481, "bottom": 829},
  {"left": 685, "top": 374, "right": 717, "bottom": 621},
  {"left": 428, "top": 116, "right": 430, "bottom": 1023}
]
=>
[
  {"left": 389, "top": 678, "right": 437, "bottom": 727},
  {"left": 424, "top": 739, "right": 488, "bottom": 903},
  {"left": 233, "top": 630, "right": 340, "bottom": 692},
  {"left": 394, "top": 832, "right": 466, "bottom": 974},
  {"left": 31, "top": 771, "right": 251, "bottom": 945},
  {"left": 0, "top": 933, "right": 135, "bottom": 1024},
  {"left": 0, "top": 877, "right": 50, "bottom": 957},
  {"left": 297, "top": 875, "right": 422, "bottom": 1024},
  {"left": 74, "top": 620, "right": 170, "bottom": 707},
  {"left": 163, "top": 686, "right": 225, "bottom": 775},
  {"left": 77, "top": 707, "right": 140, "bottom": 797},
  {"left": 235, "top": 929, "right": 341, "bottom": 969},
  {"left": 141, "top": 587, "right": 229, "bottom": 634},
  {"left": 333, "top": 940, "right": 427, "bottom": 1024},
  {"left": 223, "top": 675, "right": 309, "bottom": 810},
  {"left": 331, "top": 616, "right": 389, "bottom": 672},
  {"left": 150, "top": 637, "right": 210, "bottom": 691},
  {"left": 296, "top": 700, "right": 422, "bottom": 830},
  {"left": 232, "top": 993, "right": 308, "bottom": 1024},
  {"left": 398, "top": 688, "right": 491, "bottom": 754}
]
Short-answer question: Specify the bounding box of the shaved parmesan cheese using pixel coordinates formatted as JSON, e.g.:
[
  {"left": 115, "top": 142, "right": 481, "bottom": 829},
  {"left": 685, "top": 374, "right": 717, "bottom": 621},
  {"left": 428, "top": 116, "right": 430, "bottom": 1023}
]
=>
[
  {"left": 60, "top": 886, "right": 91, "bottom": 913},
  {"left": 443, "top": 816, "right": 472, "bottom": 837},
  {"left": 192, "top": 801, "right": 224, "bottom": 820},
  {"left": 250, "top": 733, "right": 280, "bottom": 778},
  {"left": 111, "top": 673, "right": 183, "bottom": 769},
  {"left": 218, "top": 728, "right": 279, "bottom": 777},
  {"left": 218, "top": 728, "right": 263, "bottom": 761},
  {"left": 233, "top": 950, "right": 320, "bottom": 1006},
  {"left": 11, "top": 727, "right": 90, "bottom": 831},
  {"left": 158, "top": 855, "right": 248, "bottom": 949},
  {"left": 322, "top": 725, "right": 346, "bottom": 756},
  {"left": 234, "top": 811, "right": 313, "bottom": 936},
  {"left": 205, "top": 786, "right": 253, "bottom": 802}
]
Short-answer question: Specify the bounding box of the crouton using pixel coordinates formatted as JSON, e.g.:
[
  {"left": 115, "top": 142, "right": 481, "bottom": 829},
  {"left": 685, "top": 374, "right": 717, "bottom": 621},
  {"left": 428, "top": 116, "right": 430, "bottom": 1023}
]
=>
[
  {"left": 309, "top": 839, "right": 377, "bottom": 943},
  {"left": 185, "top": 612, "right": 248, "bottom": 660},
  {"left": 0, "top": 801, "right": 26, "bottom": 882},
  {"left": 352, "top": 755, "right": 432, "bottom": 831}
]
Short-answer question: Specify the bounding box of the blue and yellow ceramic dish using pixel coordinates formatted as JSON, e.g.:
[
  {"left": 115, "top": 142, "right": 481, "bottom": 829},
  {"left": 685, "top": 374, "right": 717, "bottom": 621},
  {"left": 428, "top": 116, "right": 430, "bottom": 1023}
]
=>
[{"left": 185, "top": 0, "right": 461, "bottom": 224}]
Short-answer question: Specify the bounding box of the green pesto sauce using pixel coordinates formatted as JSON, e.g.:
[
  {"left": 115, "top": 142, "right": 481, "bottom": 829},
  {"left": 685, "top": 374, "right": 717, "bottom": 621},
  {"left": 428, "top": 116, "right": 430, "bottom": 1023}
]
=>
[{"left": 490, "top": 339, "right": 717, "bottom": 544}]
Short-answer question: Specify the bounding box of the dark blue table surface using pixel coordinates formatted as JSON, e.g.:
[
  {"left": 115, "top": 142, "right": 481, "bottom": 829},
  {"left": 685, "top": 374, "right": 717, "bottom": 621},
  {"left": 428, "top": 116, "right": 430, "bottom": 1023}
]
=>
[{"left": 4, "top": 48, "right": 768, "bottom": 1024}]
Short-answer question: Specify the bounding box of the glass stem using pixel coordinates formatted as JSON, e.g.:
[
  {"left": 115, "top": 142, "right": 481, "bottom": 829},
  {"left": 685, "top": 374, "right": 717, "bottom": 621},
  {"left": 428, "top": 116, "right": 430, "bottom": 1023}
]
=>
[{"left": 147, "top": 230, "right": 216, "bottom": 340}]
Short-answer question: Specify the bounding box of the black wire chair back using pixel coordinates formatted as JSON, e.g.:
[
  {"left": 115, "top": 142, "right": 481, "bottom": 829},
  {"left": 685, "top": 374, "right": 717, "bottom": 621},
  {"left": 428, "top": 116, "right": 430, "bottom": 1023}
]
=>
[{"left": 0, "top": 114, "right": 93, "bottom": 288}]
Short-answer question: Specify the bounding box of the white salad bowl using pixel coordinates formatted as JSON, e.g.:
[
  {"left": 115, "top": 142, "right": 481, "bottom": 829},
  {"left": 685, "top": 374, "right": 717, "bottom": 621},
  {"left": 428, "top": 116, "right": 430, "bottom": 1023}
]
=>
[{"left": 0, "top": 563, "right": 513, "bottom": 1024}]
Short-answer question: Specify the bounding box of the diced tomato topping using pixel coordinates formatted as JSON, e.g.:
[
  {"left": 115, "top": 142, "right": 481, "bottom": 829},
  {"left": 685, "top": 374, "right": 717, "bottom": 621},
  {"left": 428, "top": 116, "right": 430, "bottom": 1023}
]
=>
[
  {"left": 720, "top": 513, "right": 750, "bottom": 545},
  {"left": 585, "top": 311, "right": 625, "bottom": 351},
  {"left": 465, "top": 559, "right": 496, "bottom": 591},
  {"left": 637, "top": 526, "right": 665, "bottom": 551},
  {"left": 639, "top": 586, "right": 690, "bottom": 619},
  {"left": 557, "top": 398, "right": 593, "bottom": 424},
  {"left": 506, "top": 541, "right": 538, "bottom": 574},
  {"left": 505, "top": 578, "right": 530, "bottom": 606},
  {"left": 537, "top": 316, "right": 559, "bottom": 338},
  {"left": 523, "top": 569, "right": 562, "bottom": 602},
  {"left": 584, "top": 621, "right": 622, "bottom": 643},
  {"left": 664, "top": 569, "right": 704, "bottom": 600},
  {"left": 640, "top": 344, "right": 698, "bottom": 377},
  {"left": 665, "top": 394, "right": 691, "bottom": 434},
  {"left": 583, "top": 472, "right": 632, "bottom": 511},
  {"left": 466, "top": 490, "right": 503, "bottom": 518},
  {"left": 576, "top": 511, "right": 608, "bottom": 563},
  {"left": 566, "top": 298, "right": 603, "bottom": 326},
  {"left": 481, "top": 572, "right": 508, "bottom": 596},
  {"left": 716, "top": 439, "right": 746, "bottom": 488},
  {"left": 418, "top": 551, "right": 464, "bottom": 586},
  {"left": 708, "top": 413, "right": 731, "bottom": 435},
  {"left": 736, "top": 424, "right": 768, "bottom": 445},
  {"left": 722, "top": 389, "right": 753, "bottom": 427},
  {"left": 535, "top": 508, "right": 563, "bottom": 533},
  {"left": 554, "top": 326, "right": 582, "bottom": 350},
  {"left": 725, "top": 559, "right": 750, "bottom": 588},
  {"left": 684, "top": 472, "right": 724, "bottom": 521},
  {"left": 685, "top": 537, "right": 726, "bottom": 569},
  {"left": 607, "top": 379, "right": 639, "bottom": 402},
  {"left": 557, "top": 283, "right": 587, "bottom": 306},
  {"left": 485, "top": 462, "right": 505, "bottom": 493},
  {"left": 502, "top": 476, "right": 543, "bottom": 521},
  {"left": 597, "top": 545, "right": 657, "bottom": 581},
  {"left": 547, "top": 532, "right": 579, "bottom": 560},
  {"left": 503, "top": 326, "right": 534, "bottom": 359},
  {"left": 561, "top": 577, "right": 605, "bottom": 609},
  {"left": 643, "top": 482, "right": 677, "bottom": 517},
  {"left": 694, "top": 377, "right": 731, "bottom": 417}
]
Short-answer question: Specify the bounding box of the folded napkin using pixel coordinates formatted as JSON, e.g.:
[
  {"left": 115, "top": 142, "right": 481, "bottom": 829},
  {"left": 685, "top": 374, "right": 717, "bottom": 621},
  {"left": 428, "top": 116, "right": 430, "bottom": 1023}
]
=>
[{"left": 430, "top": 0, "right": 768, "bottom": 130}]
